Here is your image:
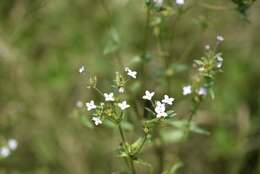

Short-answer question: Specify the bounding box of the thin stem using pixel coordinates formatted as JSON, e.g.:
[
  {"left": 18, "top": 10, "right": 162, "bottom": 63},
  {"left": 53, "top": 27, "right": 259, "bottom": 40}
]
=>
[
  {"left": 118, "top": 124, "right": 136, "bottom": 174},
  {"left": 118, "top": 124, "right": 127, "bottom": 146},
  {"left": 186, "top": 100, "right": 201, "bottom": 132},
  {"left": 153, "top": 122, "right": 165, "bottom": 173},
  {"left": 130, "top": 160, "right": 137, "bottom": 174},
  {"left": 93, "top": 87, "right": 103, "bottom": 96},
  {"left": 136, "top": 135, "right": 147, "bottom": 155},
  {"left": 199, "top": 2, "right": 236, "bottom": 11}
]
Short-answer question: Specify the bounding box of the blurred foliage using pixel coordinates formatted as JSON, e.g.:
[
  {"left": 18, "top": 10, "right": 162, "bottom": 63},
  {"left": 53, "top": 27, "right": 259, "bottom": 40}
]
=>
[{"left": 0, "top": 0, "right": 260, "bottom": 174}]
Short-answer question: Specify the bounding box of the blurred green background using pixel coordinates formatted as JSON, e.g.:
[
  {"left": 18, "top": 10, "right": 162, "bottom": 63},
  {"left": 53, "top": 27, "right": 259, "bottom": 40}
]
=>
[{"left": 0, "top": 0, "right": 260, "bottom": 173}]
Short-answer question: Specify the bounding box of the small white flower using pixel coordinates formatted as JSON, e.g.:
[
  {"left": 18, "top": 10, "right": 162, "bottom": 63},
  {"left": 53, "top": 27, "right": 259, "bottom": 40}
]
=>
[
  {"left": 125, "top": 67, "right": 137, "bottom": 79},
  {"left": 183, "top": 85, "right": 192, "bottom": 95},
  {"left": 118, "top": 101, "right": 130, "bottom": 110},
  {"left": 156, "top": 112, "right": 168, "bottom": 118},
  {"left": 216, "top": 35, "right": 224, "bottom": 42},
  {"left": 127, "top": 69, "right": 137, "bottom": 79},
  {"left": 0, "top": 147, "right": 10, "bottom": 158},
  {"left": 162, "top": 95, "right": 174, "bottom": 105},
  {"left": 8, "top": 139, "right": 18, "bottom": 150},
  {"left": 100, "top": 102, "right": 105, "bottom": 106},
  {"left": 216, "top": 54, "right": 224, "bottom": 62},
  {"left": 124, "top": 67, "right": 130, "bottom": 72},
  {"left": 154, "top": 0, "right": 163, "bottom": 6},
  {"left": 176, "top": 0, "right": 185, "bottom": 5},
  {"left": 79, "top": 65, "right": 86, "bottom": 74},
  {"left": 205, "top": 44, "right": 210, "bottom": 50},
  {"left": 198, "top": 87, "right": 207, "bottom": 96},
  {"left": 104, "top": 93, "right": 115, "bottom": 101},
  {"left": 142, "top": 90, "right": 155, "bottom": 101},
  {"left": 92, "top": 117, "right": 102, "bottom": 126},
  {"left": 119, "top": 87, "right": 125, "bottom": 93},
  {"left": 86, "top": 100, "right": 97, "bottom": 111},
  {"left": 76, "top": 101, "right": 84, "bottom": 108},
  {"left": 217, "top": 62, "right": 223, "bottom": 68},
  {"left": 155, "top": 101, "right": 167, "bottom": 118}
]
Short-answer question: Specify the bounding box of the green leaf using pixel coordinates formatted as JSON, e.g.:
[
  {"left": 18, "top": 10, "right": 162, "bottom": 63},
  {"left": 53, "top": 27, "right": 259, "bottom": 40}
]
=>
[
  {"left": 162, "top": 161, "right": 183, "bottom": 174},
  {"left": 170, "top": 63, "right": 188, "bottom": 73},
  {"left": 190, "top": 124, "right": 210, "bottom": 135},
  {"left": 168, "top": 120, "right": 210, "bottom": 135},
  {"left": 130, "top": 137, "right": 145, "bottom": 154},
  {"left": 161, "top": 129, "right": 185, "bottom": 143},
  {"left": 103, "top": 28, "right": 120, "bottom": 55},
  {"left": 144, "top": 107, "right": 156, "bottom": 115},
  {"left": 120, "top": 121, "right": 134, "bottom": 131},
  {"left": 80, "top": 116, "right": 94, "bottom": 129},
  {"left": 135, "top": 159, "right": 153, "bottom": 174}
]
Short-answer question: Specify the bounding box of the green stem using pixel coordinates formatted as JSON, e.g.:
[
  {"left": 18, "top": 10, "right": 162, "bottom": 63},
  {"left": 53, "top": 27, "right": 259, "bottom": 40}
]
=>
[
  {"left": 153, "top": 122, "right": 165, "bottom": 173},
  {"left": 136, "top": 135, "right": 147, "bottom": 155},
  {"left": 118, "top": 124, "right": 136, "bottom": 174},
  {"left": 93, "top": 87, "right": 103, "bottom": 96},
  {"left": 118, "top": 124, "right": 127, "bottom": 146},
  {"left": 130, "top": 160, "right": 137, "bottom": 174}
]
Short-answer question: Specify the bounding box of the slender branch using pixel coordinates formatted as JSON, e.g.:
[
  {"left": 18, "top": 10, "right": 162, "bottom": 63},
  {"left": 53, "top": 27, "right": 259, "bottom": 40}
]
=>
[
  {"left": 130, "top": 160, "right": 137, "bottom": 174},
  {"left": 136, "top": 135, "right": 147, "bottom": 155},
  {"left": 199, "top": 2, "right": 236, "bottom": 11},
  {"left": 118, "top": 124, "right": 136, "bottom": 174},
  {"left": 93, "top": 87, "right": 103, "bottom": 96},
  {"left": 118, "top": 124, "right": 127, "bottom": 146}
]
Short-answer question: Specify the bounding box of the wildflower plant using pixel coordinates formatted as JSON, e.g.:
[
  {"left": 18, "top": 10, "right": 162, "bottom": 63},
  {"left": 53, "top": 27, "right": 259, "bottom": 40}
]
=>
[
  {"left": 74, "top": 0, "right": 227, "bottom": 173},
  {"left": 76, "top": 35, "right": 224, "bottom": 172}
]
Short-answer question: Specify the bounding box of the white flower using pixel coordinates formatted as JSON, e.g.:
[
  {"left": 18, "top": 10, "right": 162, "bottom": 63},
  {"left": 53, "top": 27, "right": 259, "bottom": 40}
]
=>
[
  {"left": 127, "top": 70, "right": 137, "bottom": 79},
  {"left": 176, "top": 0, "right": 185, "bottom": 5},
  {"left": 216, "top": 54, "right": 224, "bottom": 68},
  {"left": 119, "top": 87, "right": 125, "bottom": 93},
  {"left": 156, "top": 111, "right": 168, "bottom": 118},
  {"left": 216, "top": 54, "right": 223, "bottom": 62},
  {"left": 0, "top": 147, "right": 10, "bottom": 158},
  {"left": 100, "top": 102, "right": 105, "bottom": 106},
  {"left": 162, "top": 95, "right": 174, "bottom": 105},
  {"left": 104, "top": 93, "right": 115, "bottom": 101},
  {"left": 205, "top": 44, "right": 210, "bottom": 50},
  {"left": 216, "top": 35, "right": 224, "bottom": 42},
  {"left": 154, "top": 0, "right": 163, "bottom": 6},
  {"left": 155, "top": 101, "right": 167, "bottom": 118},
  {"left": 118, "top": 101, "right": 130, "bottom": 110},
  {"left": 79, "top": 65, "right": 86, "bottom": 74},
  {"left": 125, "top": 67, "right": 137, "bottom": 79},
  {"left": 76, "top": 101, "right": 84, "bottom": 108},
  {"left": 8, "top": 139, "right": 18, "bottom": 150},
  {"left": 217, "top": 62, "right": 223, "bottom": 68},
  {"left": 183, "top": 85, "right": 192, "bottom": 95},
  {"left": 142, "top": 90, "right": 155, "bottom": 100},
  {"left": 86, "top": 100, "right": 97, "bottom": 111},
  {"left": 92, "top": 117, "right": 102, "bottom": 126},
  {"left": 198, "top": 87, "right": 207, "bottom": 96}
]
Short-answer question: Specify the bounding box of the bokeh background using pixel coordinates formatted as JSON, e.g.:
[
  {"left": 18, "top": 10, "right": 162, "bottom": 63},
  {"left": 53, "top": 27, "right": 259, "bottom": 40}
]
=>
[{"left": 0, "top": 0, "right": 260, "bottom": 173}]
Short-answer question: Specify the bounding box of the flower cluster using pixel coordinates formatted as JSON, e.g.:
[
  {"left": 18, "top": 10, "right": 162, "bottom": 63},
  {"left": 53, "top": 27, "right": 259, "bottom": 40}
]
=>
[
  {"left": 77, "top": 66, "right": 176, "bottom": 127},
  {"left": 182, "top": 35, "right": 224, "bottom": 100},
  {"left": 77, "top": 67, "right": 139, "bottom": 126},
  {"left": 143, "top": 91, "right": 174, "bottom": 118},
  {"left": 0, "top": 138, "right": 18, "bottom": 159}
]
